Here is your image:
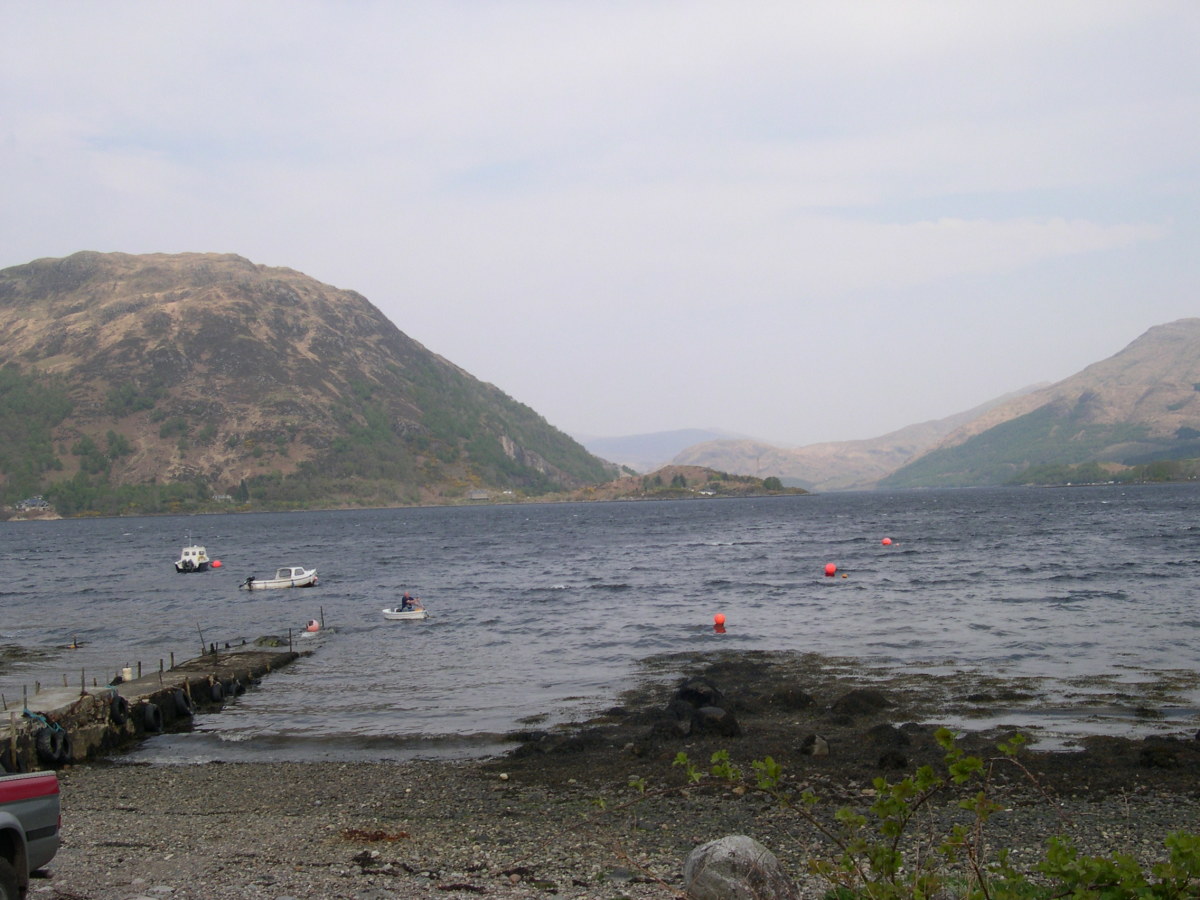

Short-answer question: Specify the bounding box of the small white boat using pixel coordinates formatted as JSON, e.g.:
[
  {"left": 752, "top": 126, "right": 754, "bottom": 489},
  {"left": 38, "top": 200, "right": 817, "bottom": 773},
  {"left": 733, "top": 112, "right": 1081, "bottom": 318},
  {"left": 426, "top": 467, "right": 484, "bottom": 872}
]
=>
[
  {"left": 382, "top": 606, "right": 429, "bottom": 620},
  {"left": 175, "top": 545, "right": 211, "bottom": 573},
  {"left": 240, "top": 566, "right": 319, "bottom": 590}
]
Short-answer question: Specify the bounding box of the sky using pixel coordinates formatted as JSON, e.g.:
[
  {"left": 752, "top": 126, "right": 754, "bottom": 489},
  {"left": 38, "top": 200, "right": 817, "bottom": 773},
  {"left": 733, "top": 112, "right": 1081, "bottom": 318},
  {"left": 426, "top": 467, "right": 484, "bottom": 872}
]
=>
[{"left": 2, "top": 2, "right": 1198, "bottom": 447}]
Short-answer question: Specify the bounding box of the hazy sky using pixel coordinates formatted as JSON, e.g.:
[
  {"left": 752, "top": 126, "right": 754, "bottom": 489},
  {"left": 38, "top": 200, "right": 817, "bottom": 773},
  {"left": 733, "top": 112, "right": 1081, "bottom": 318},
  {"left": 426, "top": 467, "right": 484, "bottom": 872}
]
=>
[{"left": 3, "top": 2, "right": 1197, "bottom": 446}]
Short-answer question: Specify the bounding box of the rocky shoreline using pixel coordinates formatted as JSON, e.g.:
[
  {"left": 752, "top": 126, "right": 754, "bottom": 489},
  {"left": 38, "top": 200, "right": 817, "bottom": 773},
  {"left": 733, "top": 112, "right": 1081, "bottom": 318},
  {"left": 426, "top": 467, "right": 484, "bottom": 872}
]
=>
[{"left": 40, "top": 650, "right": 1200, "bottom": 899}]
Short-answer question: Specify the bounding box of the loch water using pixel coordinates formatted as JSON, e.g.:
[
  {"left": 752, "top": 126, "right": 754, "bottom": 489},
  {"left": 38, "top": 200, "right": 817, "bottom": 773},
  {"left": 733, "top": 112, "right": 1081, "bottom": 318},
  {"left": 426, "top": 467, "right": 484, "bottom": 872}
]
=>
[{"left": 2, "top": 484, "right": 1199, "bottom": 762}]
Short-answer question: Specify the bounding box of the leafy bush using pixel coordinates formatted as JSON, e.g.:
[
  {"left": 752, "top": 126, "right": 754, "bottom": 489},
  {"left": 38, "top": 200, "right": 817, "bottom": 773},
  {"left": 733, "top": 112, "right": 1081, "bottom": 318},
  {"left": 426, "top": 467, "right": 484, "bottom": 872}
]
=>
[{"left": 658, "top": 731, "right": 1200, "bottom": 899}]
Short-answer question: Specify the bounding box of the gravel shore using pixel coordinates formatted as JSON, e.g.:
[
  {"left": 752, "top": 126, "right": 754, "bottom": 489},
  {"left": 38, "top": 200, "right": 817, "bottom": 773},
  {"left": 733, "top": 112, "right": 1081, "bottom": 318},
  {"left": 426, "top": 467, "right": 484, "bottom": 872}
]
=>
[{"left": 36, "top": 651, "right": 1200, "bottom": 900}]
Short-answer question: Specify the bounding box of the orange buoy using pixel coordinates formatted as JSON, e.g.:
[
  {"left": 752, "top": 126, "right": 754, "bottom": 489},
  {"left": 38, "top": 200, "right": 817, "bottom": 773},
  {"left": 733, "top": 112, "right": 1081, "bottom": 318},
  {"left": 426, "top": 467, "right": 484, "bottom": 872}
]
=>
[
  {"left": 881, "top": 538, "right": 892, "bottom": 546},
  {"left": 305, "top": 619, "right": 320, "bottom": 632},
  {"left": 212, "top": 559, "right": 223, "bottom": 567},
  {"left": 824, "top": 563, "right": 837, "bottom": 577},
  {"left": 713, "top": 613, "right": 726, "bottom": 626}
]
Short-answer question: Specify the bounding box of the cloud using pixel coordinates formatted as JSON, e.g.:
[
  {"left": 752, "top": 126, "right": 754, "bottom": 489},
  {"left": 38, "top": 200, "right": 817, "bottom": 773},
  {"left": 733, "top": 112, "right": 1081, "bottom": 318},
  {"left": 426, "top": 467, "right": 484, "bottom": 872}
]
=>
[{"left": 1, "top": 1, "right": 1197, "bottom": 444}]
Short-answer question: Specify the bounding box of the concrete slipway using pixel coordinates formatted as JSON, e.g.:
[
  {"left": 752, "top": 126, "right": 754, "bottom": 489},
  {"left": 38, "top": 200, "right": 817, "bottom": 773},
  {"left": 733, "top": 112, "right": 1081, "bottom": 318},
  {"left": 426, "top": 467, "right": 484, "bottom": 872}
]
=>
[{"left": 2, "top": 641, "right": 306, "bottom": 773}]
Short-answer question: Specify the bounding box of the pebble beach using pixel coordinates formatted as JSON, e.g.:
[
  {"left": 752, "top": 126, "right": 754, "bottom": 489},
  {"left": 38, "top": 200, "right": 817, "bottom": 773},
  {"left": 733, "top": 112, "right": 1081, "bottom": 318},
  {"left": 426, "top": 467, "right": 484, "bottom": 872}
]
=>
[{"left": 38, "top": 650, "right": 1200, "bottom": 900}]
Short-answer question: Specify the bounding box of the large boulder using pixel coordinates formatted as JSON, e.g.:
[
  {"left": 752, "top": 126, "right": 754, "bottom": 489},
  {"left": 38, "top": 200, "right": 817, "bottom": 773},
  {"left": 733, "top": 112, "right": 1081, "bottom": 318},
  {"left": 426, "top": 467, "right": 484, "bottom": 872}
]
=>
[
  {"left": 647, "top": 676, "right": 741, "bottom": 740},
  {"left": 693, "top": 704, "right": 742, "bottom": 737},
  {"left": 675, "top": 676, "right": 725, "bottom": 708},
  {"left": 829, "top": 688, "right": 893, "bottom": 717},
  {"left": 683, "top": 834, "right": 799, "bottom": 900}
]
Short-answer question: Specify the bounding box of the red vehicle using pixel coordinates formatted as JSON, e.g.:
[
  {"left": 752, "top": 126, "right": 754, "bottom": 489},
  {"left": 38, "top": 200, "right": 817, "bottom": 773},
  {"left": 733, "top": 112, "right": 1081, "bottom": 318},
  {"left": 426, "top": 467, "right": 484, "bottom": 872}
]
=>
[{"left": 0, "top": 772, "right": 60, "bottom": 900}]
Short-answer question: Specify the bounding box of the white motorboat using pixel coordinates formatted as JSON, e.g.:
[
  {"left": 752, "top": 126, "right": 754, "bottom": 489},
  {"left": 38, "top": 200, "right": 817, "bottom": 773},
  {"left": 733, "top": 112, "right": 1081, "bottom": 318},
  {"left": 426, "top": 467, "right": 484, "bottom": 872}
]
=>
[
  {"left": 174, "top": 545, "right": 211, "bottom": 573},
  {"left": 240, "top": 566, "right": 318, "bottom": 590},
  {"left": 382, "top": 606, "right": 429, "bottom": 620}
]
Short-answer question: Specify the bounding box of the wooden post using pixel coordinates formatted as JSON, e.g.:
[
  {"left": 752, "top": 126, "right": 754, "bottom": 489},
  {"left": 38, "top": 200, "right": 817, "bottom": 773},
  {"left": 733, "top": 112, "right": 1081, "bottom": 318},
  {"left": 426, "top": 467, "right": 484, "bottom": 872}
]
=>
[
  {"left": 137, "top": 661, "right": 142, "bottom": 678},
  {"left": 170, "top": 652, "right": 176, "bottom": 669}
]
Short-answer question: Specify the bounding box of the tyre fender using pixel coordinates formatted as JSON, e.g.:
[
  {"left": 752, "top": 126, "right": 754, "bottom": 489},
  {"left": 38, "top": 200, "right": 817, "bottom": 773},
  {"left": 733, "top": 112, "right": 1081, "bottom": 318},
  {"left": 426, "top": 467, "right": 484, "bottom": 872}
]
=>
[
  {"left": 173, "top": 689, "right": 194, "bottom": 717},
  {"left": 55, "top": 730, "right": 73, "bottom": 765},
  {"left": 0, "top": 751, "right": 27, "bottom": 774},
  {"left": 141, "top": 702, "right": 164, "bottom": 733},
  {"left": 209, "top": 681, "right": 225, "bottom": 703},
  {"left": 109, "top": 693, "right": 129, "bottom": 726},
  {"left": 34, "top": 727, "right": 61, "bottom": 765}
]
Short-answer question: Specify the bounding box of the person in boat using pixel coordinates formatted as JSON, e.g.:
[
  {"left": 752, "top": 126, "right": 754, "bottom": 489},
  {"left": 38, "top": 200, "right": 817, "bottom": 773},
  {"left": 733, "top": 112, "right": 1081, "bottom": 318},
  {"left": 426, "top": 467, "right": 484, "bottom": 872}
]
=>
[{"left": 400, "top": 591, "right": 420, "bottom": 611}]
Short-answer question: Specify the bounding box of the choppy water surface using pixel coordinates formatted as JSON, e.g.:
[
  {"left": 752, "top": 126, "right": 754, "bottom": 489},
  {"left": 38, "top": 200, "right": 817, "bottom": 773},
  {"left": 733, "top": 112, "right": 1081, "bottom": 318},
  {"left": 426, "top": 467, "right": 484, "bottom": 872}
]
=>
[{"left": 2, "top": 485, "right": 1198, "bottom": 760}]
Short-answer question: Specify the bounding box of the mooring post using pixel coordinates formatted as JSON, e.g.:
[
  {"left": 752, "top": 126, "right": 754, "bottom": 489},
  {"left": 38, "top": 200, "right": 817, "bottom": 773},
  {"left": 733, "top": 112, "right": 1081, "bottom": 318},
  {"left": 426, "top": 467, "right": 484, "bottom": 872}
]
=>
[
  {"left": 170, "top": 652, "right": 176, "bottom": 669},
  {"left": 137, "top": 661, "right": 142, "bottom": 679}
]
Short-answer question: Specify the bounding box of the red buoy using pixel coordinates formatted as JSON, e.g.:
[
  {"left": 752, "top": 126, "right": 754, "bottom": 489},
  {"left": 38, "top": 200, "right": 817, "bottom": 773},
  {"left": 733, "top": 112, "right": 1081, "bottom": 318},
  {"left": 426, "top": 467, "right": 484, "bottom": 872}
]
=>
[
  {"left": 713, "top": 613, "right": 726, "bottom": 626},
  {"left": 212, "top": 559, "right": 223, "bottom": 567},
  {"left": 881, "top": 538, "right": 892, "bottom": 546},
  {"left": 824, "top": 563, "right": 837, "bottom": 577}
]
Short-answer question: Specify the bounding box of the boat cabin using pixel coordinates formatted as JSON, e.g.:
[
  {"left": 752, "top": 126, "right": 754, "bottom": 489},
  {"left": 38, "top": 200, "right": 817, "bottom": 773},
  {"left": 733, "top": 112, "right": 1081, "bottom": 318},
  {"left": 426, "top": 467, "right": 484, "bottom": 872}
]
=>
[
  {"left": 175, "top": 545, "right": 211, "bottom": 572},
  {"left": 275, "top": 567, "right": 310, "bottom": 580}
]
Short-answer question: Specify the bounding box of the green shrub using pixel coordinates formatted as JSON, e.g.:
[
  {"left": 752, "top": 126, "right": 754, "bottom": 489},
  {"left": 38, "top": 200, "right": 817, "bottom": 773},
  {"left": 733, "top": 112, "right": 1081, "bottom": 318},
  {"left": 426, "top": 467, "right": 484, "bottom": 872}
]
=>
[{"left": 662, "top": 730, "right": 1200, "bottom": 899}]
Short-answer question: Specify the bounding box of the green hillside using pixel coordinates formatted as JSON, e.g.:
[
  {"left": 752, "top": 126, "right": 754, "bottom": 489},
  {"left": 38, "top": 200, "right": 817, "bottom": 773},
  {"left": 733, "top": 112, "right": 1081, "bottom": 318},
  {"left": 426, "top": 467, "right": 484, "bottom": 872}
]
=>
[{"left": 0, "top": 252, "right": 613, "bottom": 517}]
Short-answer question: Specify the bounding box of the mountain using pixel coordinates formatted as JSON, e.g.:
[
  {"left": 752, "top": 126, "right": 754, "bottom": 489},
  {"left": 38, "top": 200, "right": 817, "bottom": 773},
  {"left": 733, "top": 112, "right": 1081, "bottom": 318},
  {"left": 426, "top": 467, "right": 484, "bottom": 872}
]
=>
[
  {"left": 0, "top": 251, "right": 614, "bottom": 515},
  {"left": 671, "top": 389, "right": 1040, "bottom": 491},
  {"left": 576, "top": 428, "right": 748, "bottom": 473},
  {"left": 881, "top": 319, "right": 1200, "bottom": 488}
]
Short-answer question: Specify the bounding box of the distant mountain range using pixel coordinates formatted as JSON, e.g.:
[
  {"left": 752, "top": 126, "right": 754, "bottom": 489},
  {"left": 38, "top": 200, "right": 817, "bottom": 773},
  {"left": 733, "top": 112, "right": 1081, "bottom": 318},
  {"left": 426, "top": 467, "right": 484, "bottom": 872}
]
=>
[
  {"left": 2, "top": 251, "right": 1196, "bottom": 515},
  {"left": 575, "top": 429, "right": 748, "bottom": 473},
  {"left": 626, "top": 320, "right": 1200, "bottom": 491},
  {"left": 670, "top": 388, "right": 1040, "bottom": 491},
  {"left": 881, "top": 319, "right": 1200, "bottom": 488},
  {"left": 0, "top": 251, "right": 615, "bottom": 515}
]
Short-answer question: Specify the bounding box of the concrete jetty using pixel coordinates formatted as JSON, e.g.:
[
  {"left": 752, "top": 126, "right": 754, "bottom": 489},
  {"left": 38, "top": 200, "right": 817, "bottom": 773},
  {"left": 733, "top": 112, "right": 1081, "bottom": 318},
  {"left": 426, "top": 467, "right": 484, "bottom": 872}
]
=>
[{"left": 3, "top": 642, "right": 306, "bottom": 773}]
